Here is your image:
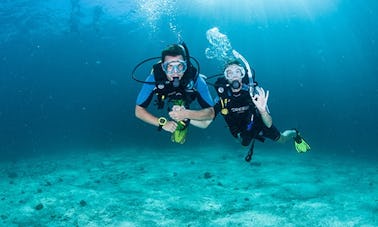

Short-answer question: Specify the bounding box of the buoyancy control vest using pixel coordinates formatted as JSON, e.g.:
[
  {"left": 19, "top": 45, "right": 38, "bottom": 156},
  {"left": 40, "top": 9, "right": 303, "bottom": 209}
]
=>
[
  {"left": 214, "top": 77, "right": 256, "bottom": 115},
  {"left": 152, "top": 63, "right": 198, "bottom": 109},
  {"left": 214, "top": 77, "right": 260, "bottom": 135}
]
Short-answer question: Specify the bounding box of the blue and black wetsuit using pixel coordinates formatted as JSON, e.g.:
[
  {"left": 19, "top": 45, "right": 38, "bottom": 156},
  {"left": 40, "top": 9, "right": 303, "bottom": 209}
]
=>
[{"left": 136, "top": 73, "right": 214, "bottom": 110}]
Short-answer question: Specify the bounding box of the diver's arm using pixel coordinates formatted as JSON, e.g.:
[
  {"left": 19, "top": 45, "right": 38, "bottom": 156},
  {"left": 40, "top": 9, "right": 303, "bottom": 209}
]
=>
[
  {"left": 135, "top": 105, "right": 160, "bottom": 127},
  {"left": 182, "top": 107, "right": 215, "bottom": 121},
  {"left": 135, "top": 105, "right": 177, "bottom": 133},
  {"left": 190, "top": 119, "right": 213, "bottom": 129},
  {"left": 169, "top": 107, "right": 215, "bottom": 122},
  {"left": 252, "top": 87, "right": 272, "bottom": 128},
  {"left": 259, "top": 110, "right": 273, "bottom": 128}
]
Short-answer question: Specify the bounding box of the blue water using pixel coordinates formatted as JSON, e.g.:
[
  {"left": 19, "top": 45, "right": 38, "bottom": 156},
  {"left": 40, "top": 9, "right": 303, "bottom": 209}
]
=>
[
  {"left": 0, "top": 1, "right": 377, "bottom": 225},
  {"left": 0, "top": 0, "right": 377, "bottom": 158}
]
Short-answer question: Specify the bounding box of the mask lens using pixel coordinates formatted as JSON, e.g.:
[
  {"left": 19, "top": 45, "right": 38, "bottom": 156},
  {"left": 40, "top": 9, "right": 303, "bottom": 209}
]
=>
[
  {"left": 162, "top": 60, "right": 187, "bottom": 75},
  {"left": 224, "top": 65, "right": 245, "bottom": 80}
]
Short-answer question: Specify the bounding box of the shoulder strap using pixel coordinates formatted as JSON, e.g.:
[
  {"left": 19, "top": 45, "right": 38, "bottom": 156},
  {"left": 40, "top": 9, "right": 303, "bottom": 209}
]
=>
[
  {"left": 181, "top": 65, "right": 197, "bottom": 89},
  {"left": 152, "top": 63, "right": 167, "bottom": 85},
  {"left": 152, "top": 63, "right": 169, "bottom": 109},
  {"left": 214, "top": 77, "right": 229, "bottom": 96},
  {"left": 214, "top": 77, "right": 226, "bottom": 87}
]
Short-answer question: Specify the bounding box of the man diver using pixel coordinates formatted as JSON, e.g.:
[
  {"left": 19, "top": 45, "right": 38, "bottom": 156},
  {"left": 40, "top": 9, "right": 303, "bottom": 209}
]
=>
[{"left": 135, "top": 43, "right": 214, "bottom": 144}]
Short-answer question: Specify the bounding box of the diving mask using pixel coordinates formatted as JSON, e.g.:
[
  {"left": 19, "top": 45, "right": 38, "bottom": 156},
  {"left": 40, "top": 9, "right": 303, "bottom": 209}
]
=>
[
  {"left": 162, "top": 60, "right": 187, "bottom": 75},
  {"left": 224, "top": 65, "right": 245, "bottom": 81}
]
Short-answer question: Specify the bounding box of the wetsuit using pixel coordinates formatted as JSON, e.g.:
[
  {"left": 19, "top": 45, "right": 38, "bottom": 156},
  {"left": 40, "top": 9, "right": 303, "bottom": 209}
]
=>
[
  {"left": 214, "top": 85, "right": 280, "bottom": 147},
  {"left": 136, "top": 73, "right": 214, "bottom": 110}
]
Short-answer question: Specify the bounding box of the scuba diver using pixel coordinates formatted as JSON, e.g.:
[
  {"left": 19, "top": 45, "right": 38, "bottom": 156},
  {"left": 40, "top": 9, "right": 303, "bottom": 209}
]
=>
[
  {"left": 189, "top": 50, "right": 311, "bottom": 161},
  {"left": 134, "top": 43, "right": 214, "bottom": 144}
]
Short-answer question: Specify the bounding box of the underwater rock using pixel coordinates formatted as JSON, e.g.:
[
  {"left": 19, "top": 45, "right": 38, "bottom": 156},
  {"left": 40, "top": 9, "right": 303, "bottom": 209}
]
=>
[
  {"left": 35, "top": 203, "right": 44, "bottom": 210},
  {"left": 1, "top": 214, "right": 7, "bottom": 220},
  {"left": 251, "top": 162, "right": 262, "bottom": 167},
  {"left": 204, "top": 172, "right": 212, "bottom": 179},
  {"left": 79, "top": 200, "right": 87, "bottom": 207}
]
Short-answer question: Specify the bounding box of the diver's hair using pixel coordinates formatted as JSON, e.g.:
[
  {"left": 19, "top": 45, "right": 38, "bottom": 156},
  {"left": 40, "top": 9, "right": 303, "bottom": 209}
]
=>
[
  {"left": 224, "top": 60, "right": 245, "bottom": 71},
  {"left": 161, "top": 44, "right": 186, "bottom": 62},
  {"left": 224, "top": 59, "right": 251, "bottom": 84}
]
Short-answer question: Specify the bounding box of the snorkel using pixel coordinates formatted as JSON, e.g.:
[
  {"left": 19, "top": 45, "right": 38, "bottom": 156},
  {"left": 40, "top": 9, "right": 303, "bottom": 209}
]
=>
[{"left": 232, "top": 50, "right": 254, "bottom": 97}]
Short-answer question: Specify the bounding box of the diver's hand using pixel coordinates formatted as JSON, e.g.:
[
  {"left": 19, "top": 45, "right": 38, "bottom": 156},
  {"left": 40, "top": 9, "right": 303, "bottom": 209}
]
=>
[
  {"left": 169, "top": 105, "right": 187, "bottom": 122},
  {"left": 171, "top": 105, "right": 184, "bottom": 112},
  {"left": 162, "top": 120, "right": 178, "bottom": 133},
  {"left": 252, "top": 87, "right": 269, "bottom": 113}
]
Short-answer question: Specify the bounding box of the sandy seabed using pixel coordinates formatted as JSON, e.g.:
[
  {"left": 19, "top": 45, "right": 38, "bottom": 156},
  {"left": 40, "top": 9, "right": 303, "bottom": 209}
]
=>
[{"left": 1, "top": 145, "right": 377, "bottom": 226}]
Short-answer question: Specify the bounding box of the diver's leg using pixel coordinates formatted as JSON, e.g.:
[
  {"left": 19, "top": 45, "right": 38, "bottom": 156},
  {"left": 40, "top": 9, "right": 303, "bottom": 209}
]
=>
[
  {"left": 276, "top": 129, "right": 297, "bottom": 143},
  {"left": 245, "top": 139, "right": 255, "bottom": 162}
]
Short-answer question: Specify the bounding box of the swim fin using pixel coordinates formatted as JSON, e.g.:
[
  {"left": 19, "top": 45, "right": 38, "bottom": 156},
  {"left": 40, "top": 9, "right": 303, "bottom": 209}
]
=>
[{"left": 294, "top": 129, "right": 311, "bottom": 153}]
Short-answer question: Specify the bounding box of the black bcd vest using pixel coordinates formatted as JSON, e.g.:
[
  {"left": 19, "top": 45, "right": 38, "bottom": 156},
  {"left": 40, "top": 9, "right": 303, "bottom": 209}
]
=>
[{"left": 152, "top": 63, "right": 198, "bottom": 109}]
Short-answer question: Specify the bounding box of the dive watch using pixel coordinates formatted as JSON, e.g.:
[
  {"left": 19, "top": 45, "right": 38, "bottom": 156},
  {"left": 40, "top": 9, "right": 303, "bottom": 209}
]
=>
[{"left": 157, "top": 117, "right": 167, "bottom": 131}]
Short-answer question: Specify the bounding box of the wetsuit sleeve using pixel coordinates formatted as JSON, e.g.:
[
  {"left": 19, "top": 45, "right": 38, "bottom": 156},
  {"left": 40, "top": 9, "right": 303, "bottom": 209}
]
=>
[
  {"left": 136, "top": 74, "right": 155, "bottom": 108},
  {"left": 213, "top": 96, "right": 221, "bottom": 118},
  {"left": 195, "top": 75, "right": 215, "bottom": 108}
]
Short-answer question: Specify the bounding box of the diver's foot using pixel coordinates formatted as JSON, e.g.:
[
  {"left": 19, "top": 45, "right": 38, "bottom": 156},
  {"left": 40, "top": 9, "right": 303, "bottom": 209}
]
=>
[
  {"left": 292, "top": 129, "right": 311, "bottom": 153},
  {"left": 281, "top": 129, "right": 297, "bottom": 138}
]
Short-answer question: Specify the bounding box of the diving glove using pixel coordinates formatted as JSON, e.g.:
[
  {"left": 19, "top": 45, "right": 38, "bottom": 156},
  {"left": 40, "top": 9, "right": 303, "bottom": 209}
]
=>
[{"left": 294, "top": 129, "right": 311, "bottom": 153}]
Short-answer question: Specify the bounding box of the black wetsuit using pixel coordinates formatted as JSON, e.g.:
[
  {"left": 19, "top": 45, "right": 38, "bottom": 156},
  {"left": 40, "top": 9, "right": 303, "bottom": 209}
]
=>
[{"left": 214, "top": 85, "right": 280, "bottom": 147}]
